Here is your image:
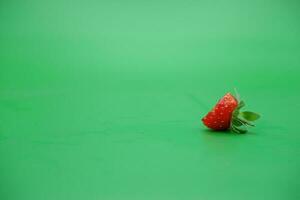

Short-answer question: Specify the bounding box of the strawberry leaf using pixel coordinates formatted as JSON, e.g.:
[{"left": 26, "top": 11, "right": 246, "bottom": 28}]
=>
[
  {"left": 230, "top": 95, "right": 260, "bottom": 134},
  {"left": 236, "top": 117, "right": 255, "bottom": 127},
  {"left": 237, "top": 101, "right": 245, "bottom": 109},
  {"left": 232, "top": 118, "right": 243, "bottom": 127},
  {"left": 236, "top": 127, "right": 247, "bottom": 134},
  {"left": 231, "top": 125, "right": 247, "bottom": 134},
  {"left": 240, "top": 111, "right": 260, "bottom": 121}
]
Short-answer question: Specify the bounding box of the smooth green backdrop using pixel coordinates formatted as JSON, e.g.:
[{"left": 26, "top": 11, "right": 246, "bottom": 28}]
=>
[{"left": 1, "top": 0, "right": 300, "bottom": 200}]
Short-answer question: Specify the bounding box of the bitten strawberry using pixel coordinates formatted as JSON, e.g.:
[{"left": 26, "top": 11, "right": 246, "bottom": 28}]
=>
[{"left": 202, "top": 92, "right": 260, "bottom": 133}]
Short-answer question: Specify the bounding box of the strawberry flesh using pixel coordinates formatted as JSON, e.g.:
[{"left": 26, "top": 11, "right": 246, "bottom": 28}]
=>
[{"left": 202, "top": 93, "right": 238, "bottom": 131}]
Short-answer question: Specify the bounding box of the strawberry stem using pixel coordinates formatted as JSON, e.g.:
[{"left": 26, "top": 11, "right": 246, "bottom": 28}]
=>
[{"left": 234, "top": 88, "right": 240, "bottom": 102}]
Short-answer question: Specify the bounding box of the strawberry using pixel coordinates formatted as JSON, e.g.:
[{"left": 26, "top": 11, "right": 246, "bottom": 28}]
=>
[{"left": 202, "top": 92, "right": 260, "bottom": 133}]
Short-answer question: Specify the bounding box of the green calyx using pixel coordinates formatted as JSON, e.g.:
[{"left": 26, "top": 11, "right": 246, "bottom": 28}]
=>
[{"left": 230, "top": 100, "right": 260, "bottom": 134}]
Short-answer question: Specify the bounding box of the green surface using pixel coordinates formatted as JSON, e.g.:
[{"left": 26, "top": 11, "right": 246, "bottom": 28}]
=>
[{"left": 1, "top": 0, "right": 300, "bottom": 199}]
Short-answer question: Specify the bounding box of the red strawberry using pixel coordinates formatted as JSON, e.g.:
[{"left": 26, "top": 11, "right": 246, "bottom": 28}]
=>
[
  {"left": 202, "top": 93, "right": 238, "bottom": 130},
  {"left": 202, "top": 92, "right": 260, "bottom": 133}
]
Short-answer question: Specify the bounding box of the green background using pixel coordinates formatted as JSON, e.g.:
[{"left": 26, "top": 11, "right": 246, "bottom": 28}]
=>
[{"left": 1, "top": 0, "right": 300, "bottom": 199}]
